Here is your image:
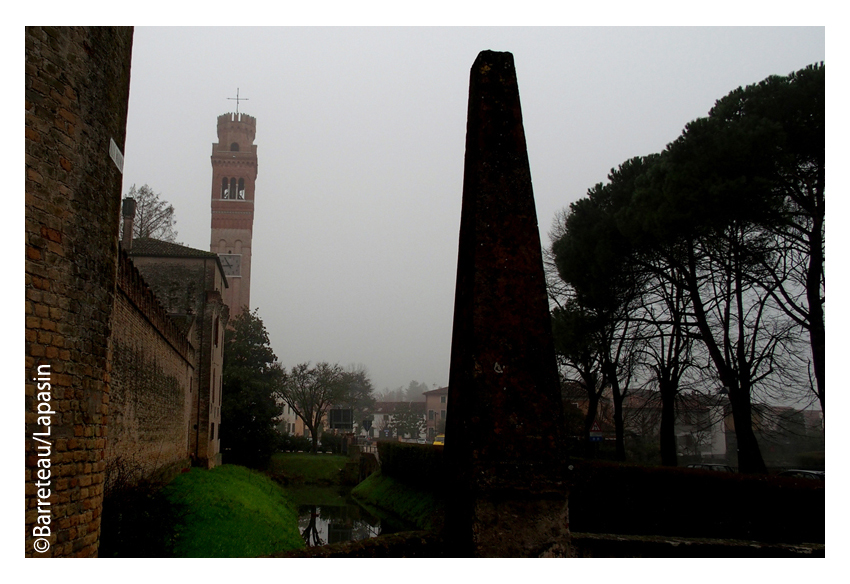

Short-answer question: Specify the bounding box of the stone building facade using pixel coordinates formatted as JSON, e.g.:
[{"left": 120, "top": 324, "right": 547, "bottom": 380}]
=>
[
  {"left": 25, "top": 26, "right": 134, "bottom": 558},
  {"left": 127, "top": 238, "right": 229, "bottom": 468}
]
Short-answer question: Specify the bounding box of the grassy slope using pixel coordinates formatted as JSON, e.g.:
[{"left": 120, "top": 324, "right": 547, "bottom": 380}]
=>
[
  {"left": 350, "top": 471, "right": 444, "bottom": 532},
  {"left": 267, "top": 452, "right": 350, "bottom": 484},
  {"left": 163, "top": 465, "right": 304, "bottom": 557}
]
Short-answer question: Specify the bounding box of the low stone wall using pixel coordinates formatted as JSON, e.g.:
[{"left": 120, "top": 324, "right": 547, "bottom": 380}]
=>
[
  {"left": 269, "top": 531, "right": 446, "bottom": 558},
  {"left": 570, "top": 533, "right": 825, "bottom": 558},
  {"left": 268, "top": 531, "right": 824, "bottom": 558}
]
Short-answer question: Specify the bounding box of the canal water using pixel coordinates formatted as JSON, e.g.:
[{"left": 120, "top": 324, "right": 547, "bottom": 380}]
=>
[{"left": 287, "top": 485, "right": 413, "bottom": 547}]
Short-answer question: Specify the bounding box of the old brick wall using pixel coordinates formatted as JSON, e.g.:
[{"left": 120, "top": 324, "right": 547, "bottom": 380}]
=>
[
  {"left": 106, "top": 252, "right": 193, "bottom": 485},
  {"left": 25, "top": 27, "right": 134, "bottom": 557},
  {"left": 130, "top": 256, "right": 228, "bottom": 467}
]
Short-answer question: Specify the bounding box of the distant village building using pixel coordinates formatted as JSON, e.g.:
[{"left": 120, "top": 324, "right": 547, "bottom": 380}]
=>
[
  {"left": 424, "top": 386, "right": 448, "bottom": 440},
  {"left": 622, "top": 390, "right": 729, "bottom": 462},
  {"left": 565, "top": 383, "right": 824, "bottom": 469},
  {"left": 278, "top": 401, "right": 300, "bottom": 436},
  {"left": 368, "top": 401, "right": 427, "bottom": 441}
]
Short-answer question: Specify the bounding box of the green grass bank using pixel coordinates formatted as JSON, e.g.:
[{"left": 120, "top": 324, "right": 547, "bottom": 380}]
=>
[
  {"left": 162, "top": 464, "right": 304, "bottom": 557},
  {"left": 351, "top": 471, "right": 444, "bottom": 532},
  {"left": 266, "top": 452, "right": 356, "bottom": 485}
]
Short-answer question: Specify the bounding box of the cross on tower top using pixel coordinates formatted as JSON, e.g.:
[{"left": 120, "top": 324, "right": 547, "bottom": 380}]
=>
[{"left": 227, "top": 88, "right": 249, "bottom": 115}]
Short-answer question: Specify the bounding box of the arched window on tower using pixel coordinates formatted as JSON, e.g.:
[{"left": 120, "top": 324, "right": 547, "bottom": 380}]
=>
[
  {"left": 230, "top": 142, "right": 240, "bottom": 152},
  {"left": 221, "top": 177, "right": 229, "bottom": 199},
  {"left": 230, "top": 178, "right": 237, "bottom": 200},
  {"left": 238, "top": 178, "right": 245, "bottom": 199}
]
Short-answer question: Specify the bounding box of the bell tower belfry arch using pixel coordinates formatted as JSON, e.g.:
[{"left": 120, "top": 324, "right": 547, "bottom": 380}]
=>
[{"left": 210, "top": 111, "right": 258, "bottom": 317}]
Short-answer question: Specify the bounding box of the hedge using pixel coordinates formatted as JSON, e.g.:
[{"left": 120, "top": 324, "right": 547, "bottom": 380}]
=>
[
  {"left": 567, "top": 460, "right": 825, "bottom": 544},
  {"left": 377, "top": 441, "right": 445, "bottom": 489}
]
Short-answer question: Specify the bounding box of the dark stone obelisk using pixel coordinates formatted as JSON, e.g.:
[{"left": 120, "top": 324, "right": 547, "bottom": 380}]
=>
[{"left": 443, "top": 50, "right": 570, "bottom": 557}]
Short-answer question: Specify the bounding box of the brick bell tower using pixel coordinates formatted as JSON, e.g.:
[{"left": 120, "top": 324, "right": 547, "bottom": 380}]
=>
[{"left": 210, "top": 111, "right": 257, "bottom": 318}]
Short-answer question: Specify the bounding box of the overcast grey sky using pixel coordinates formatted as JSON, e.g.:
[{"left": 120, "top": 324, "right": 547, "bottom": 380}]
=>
[{"left": 120, "top": 26, "right": 825, "bottom": 394}]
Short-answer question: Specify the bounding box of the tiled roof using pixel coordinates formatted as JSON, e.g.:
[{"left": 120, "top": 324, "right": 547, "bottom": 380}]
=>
[
  {"left": 423, "top": 386, "right": 448, "bottom": 396},
  {"left": 129, "top": 237, "right": 219, "bottom": 259}
]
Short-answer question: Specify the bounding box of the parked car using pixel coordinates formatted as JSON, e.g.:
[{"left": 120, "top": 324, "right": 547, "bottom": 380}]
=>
[
  {"left": 433, "top": 434, "right": 445, "bottom": 446},
  {"left": 687, "top": 463, "right": 735, "bottom": 472},
  {"left": 777, "top": 469, "right": 824, "bottom": 480}
]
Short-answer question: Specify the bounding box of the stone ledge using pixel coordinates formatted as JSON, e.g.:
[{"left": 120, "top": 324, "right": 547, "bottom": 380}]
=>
[
  {"left": 268, "top": 531, "right": 446, "bottom": 558},
  {"left": 266, "top": 530, "right": 825, "bottom": 558},
  {"left": 570, "top": 532, "right": 825, "bottom": 558}
]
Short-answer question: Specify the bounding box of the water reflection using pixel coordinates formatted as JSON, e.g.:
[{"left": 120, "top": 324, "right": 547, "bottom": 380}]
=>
[
  {"left": 298, "top": 503, "right": 381, "bottom": 546},
  {"left": 291, "top": 486, "right": 411, "bottom": 547}
]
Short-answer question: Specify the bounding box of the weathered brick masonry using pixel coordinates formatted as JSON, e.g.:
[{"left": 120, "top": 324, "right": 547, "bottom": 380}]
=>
[
  {"left": 106, "top": 251, "right": 194, "bottom": 483},
  {"left": 25, "top": 27, "right": 134, "bottom": 557},
  {"left": 129, "top": 239, "right": 229, "bottom": 468}
]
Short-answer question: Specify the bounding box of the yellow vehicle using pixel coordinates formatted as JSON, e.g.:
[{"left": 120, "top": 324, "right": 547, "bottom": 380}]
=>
[{"left": 433, "top": 434, "right": 445, "bottom": 446}]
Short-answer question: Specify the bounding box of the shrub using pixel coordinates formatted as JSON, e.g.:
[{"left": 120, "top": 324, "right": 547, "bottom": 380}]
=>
[
  {"left": 319, "top": 432, "right": 344, "bottom": 454},
  {"left": 98, "top": 455, "right": 188, "bottom": 557},
  {"left": 278, "top": 432, "right": 313, "bottom": 453},
  {"left": 377, "top": 441, "right": 445, "bottom": 489}
]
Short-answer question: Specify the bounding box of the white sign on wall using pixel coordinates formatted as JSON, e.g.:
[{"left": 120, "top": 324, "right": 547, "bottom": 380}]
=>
[{"left": 109, "top": 138, "right": 124, "bottom": 174}]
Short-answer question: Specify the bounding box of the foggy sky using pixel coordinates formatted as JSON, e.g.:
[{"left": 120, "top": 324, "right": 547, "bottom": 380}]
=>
[{"left": 120, "top": 27, "right": 825, "bottom": 394}]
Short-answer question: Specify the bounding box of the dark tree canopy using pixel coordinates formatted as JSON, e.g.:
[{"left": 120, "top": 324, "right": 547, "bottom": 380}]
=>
[
  {"left": 220, "top": 309, "right": 283, "bottom": 468},
  {"left": 549, "top": 63, "right": 824, "bottom": 472}
]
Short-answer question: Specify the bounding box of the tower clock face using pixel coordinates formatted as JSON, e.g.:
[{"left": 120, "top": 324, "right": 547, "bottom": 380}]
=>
[{"left": 218, "top": 254, "right": 241, "bottom": 277}]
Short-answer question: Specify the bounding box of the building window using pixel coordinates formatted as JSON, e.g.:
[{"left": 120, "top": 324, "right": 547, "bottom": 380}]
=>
[
  {"left": 237, "top": 178, "right": 245, "bottom": 199},
  {"left": 441, "top": 410, "right": 446, "bottom": 419},
  {"left": 214, "top": 317, "right": 219, "bottom": 347},
  {"left": 230, "top": 142, "right": 240, "bottom": 152},
  {"left": 440, "top": 395, "right": 447, "bottom": 403},
  {"left": 230, "top": 178, "right": 237, "bottom": 200},
  {"left": 210, "top": 423, "right": 215, "bottom": 440},
  {"left": 221, "top": 177, "right": 229, "bottom": 199},
  {"left": 428, "top": 410, "right": 434, "bottom": 421}
]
